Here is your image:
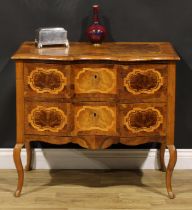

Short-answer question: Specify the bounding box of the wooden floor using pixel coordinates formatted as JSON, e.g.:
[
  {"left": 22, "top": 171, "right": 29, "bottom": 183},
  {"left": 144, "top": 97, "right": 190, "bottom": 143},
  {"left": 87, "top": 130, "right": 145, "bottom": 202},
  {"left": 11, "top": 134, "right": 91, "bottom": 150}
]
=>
[{"left": 0, "top": 170, "right": 191, "bottom": 210}]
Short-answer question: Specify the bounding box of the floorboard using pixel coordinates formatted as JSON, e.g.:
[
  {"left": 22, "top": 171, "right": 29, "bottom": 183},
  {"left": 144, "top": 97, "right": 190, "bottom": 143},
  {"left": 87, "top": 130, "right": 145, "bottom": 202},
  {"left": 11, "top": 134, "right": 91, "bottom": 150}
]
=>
[{"left": 0, "top": 170, "right": 191, "bottom": 210}]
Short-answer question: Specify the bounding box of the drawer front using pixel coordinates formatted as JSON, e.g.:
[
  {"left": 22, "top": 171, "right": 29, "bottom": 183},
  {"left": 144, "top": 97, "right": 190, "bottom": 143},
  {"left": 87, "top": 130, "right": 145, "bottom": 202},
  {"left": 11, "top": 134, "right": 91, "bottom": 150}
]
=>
[
  {"left": 72, "top": 64, "right": 117, "bottom": 99},
  {"left": 73, "top": 103, "right": 117, "bottom": 136},
  {"left": 120, "top": 103, "right": 166, "bottom": 137},
  {"left": 25, "top": 102, "right": 72, "bottom": 136},
  {"left": 119, "top": 64, "right": 168, "bottom": 102},
  {"left": 24, "top": 62, "right": 71, "bottom": 99}
]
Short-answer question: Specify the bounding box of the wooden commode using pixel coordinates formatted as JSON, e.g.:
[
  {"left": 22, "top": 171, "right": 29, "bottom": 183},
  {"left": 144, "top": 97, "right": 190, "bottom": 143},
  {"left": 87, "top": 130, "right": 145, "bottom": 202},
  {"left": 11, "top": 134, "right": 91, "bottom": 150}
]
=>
[{"left": 12, "top": 42, "right": 180, "bottom": 198}]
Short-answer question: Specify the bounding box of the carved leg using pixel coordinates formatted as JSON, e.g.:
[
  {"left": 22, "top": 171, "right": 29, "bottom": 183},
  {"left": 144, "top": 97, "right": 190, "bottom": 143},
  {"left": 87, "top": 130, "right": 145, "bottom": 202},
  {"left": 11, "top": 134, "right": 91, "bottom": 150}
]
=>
[
  {"left": 25, "top": 141, "right": 32, "bottom": 171},
  {"left": 159, "top": 143, "right": 166, "bottom": 172},
  {"left": 166, "top": 145, "right": 177, "bottom": 199},
  {"left": 13, "top": 143, "right": 24, "bottom": 197}
]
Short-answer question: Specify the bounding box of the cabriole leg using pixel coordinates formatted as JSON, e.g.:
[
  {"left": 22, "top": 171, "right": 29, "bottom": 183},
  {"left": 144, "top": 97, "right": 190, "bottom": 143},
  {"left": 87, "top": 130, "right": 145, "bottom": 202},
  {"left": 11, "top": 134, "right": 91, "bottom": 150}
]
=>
[
  {"left": 13, "top": 143, "right": 24, "bottom": 197},
  {"left": 166, "top": 145, "right": 177, "bottom": 199}
]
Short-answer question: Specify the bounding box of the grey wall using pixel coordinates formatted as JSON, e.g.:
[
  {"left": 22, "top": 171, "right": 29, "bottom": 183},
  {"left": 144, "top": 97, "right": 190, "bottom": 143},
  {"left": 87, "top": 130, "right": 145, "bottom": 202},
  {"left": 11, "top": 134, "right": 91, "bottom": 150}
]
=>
[{"left": 0, "top": 0, "right": 192, "bottom": 148}]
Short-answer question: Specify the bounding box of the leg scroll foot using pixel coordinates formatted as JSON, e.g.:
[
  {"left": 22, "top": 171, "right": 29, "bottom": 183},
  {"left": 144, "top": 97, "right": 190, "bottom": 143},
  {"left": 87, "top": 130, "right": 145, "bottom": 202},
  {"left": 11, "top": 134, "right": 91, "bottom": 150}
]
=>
[{"left": 168, "top": 191, "right": 175, "bottom": 199}]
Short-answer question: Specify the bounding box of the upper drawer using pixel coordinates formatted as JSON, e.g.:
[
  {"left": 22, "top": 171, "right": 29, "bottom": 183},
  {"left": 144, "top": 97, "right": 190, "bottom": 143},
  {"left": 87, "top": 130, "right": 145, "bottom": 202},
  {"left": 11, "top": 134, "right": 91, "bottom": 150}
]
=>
[
  {"left": 24, "top": 62, "right": 71, "bottom": 99},
  {"left": 119, "top": 64, "right": 168, "bottom": 102},
  {"left": 72, "top": 64, "right": 117, "bottom": 100}
]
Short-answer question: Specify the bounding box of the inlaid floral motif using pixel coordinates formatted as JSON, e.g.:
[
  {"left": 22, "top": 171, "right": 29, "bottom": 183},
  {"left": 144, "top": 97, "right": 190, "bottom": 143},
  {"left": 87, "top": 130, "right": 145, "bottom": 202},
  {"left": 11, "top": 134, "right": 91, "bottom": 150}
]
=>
[
  {"left": 124, "top": 69, "right": 163, "bottom": 95},
  {"left": 124, "top": 107, "right": 163, "bottom": 133},
  {"left": 28, "top": 106, "right": 67, "bottom": 132},
  {"left": 75, "top": 68, "right": 116, "bottom": 93},
  {"left": 28, "top": 68, "right": 67, "bottom": 94},
  {"left": 75, "top": 106, "right": 116, "bottom": 132}
]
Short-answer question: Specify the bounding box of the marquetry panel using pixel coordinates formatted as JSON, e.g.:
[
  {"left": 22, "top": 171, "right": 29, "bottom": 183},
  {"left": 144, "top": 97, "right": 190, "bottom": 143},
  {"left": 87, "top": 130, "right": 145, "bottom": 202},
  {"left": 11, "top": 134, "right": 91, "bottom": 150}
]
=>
[
  {"left": 24, "top": 62, "right": 71, "bottom": 99},
  {"left": 73, "top": 104, "right": 117, "bottom": 135},
  {"left": 119, "top": 64, "right": 168, "bottom": 102},
  {"left": 28, "top": 68, "right": 67, "bottom": 94},
  {"left": 120, "top": 103, "right": 166, "bottom": 137},
  {"left": 124, "top": 69, "right": 163, "bottom": 95},
  {"left": 72, "top": 64, "right": 117, "bottom": 99},
  {"left": 124, "top": 107, "right": 163, "bottom": 133},
  {"left": 28, "top": 106, "right": 67, "bottom": 132},
  {"left": 75, "top": 68, "right": 116, "bottom": 93},
  {"left": 25, "top": 102, "right": 71, "bottom": 136}
]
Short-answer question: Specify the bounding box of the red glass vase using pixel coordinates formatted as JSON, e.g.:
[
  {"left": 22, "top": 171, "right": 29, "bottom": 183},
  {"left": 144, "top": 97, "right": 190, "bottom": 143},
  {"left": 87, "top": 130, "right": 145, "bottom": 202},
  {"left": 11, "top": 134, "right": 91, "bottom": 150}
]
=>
[{"left": 86, "top": 5, "right": 107, "bottom": 45}]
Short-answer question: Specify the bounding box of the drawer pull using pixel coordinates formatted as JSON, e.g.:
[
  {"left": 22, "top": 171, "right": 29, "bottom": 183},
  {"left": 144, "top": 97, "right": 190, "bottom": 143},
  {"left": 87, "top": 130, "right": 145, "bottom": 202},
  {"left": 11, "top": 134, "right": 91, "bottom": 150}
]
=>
[
  {"left": 124, "top": 69, "right": 163, "bottom": 95},
  {"left": 75, "top": 68, "right": 116, "bottom": 93},
  {"left": 28, "top": 106, "right": 67, "bottom": 132},
  {"left": 28, "top": 68, "right": 67, "bottom": 94},
  {"left": 124, "top": 107, "right": 163, "bottom": 133}
]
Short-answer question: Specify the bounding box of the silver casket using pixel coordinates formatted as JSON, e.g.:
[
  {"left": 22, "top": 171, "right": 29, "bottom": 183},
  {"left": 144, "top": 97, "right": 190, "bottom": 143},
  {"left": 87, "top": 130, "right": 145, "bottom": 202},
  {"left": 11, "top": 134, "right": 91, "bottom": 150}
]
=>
[{"left": 35, "top": 27, "right": 69, "bottom": 48}]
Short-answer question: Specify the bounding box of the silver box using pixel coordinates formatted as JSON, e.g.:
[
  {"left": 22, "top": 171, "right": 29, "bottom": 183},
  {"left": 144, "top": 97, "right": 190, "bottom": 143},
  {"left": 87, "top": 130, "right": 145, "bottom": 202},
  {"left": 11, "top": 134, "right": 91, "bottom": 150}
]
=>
[{"left": 35, "top": 27, "right": 69, "bottom": 48}]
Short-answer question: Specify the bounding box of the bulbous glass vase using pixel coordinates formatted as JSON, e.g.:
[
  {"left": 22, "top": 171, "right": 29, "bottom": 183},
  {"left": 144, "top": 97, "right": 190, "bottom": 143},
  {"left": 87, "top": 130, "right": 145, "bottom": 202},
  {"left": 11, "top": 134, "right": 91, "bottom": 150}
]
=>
[{"left": 86, "top": 5, "right": 107, "bottom": 45}]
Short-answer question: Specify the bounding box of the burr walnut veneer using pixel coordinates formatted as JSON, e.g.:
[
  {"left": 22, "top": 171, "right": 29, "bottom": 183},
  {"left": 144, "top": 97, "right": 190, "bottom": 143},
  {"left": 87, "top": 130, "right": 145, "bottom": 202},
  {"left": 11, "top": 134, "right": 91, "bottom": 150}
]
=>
[{"left": 12, "top": 42, "right": 180, "bottom": 198}]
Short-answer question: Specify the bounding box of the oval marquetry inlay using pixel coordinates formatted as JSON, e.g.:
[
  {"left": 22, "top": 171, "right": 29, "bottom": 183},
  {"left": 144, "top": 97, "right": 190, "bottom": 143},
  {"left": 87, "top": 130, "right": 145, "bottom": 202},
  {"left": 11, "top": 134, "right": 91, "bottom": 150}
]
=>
[
  {"left": 75, "top": 68, "right": 116, "bottom": 93},
  {"left": 28, "top": 106, "right": 67, "bottom": 132},
  {"left": 28, "top": 68, "right": 67, "bottom": 94},
  {"left": 124, "top": 69, "right": 163, "bottom": 95},
  {"left": 75, "top": 106, "right": 116, "bottom": 132},
  {"left": 124, "top": 107, "right": 163, "bottom": 133}
]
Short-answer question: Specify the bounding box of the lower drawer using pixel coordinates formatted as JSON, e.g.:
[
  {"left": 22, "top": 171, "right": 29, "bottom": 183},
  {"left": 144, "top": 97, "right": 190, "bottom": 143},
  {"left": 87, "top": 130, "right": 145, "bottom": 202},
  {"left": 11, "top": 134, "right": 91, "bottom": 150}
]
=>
[{"left": 25, "top": 101, "right": 166, "bottom": 137}]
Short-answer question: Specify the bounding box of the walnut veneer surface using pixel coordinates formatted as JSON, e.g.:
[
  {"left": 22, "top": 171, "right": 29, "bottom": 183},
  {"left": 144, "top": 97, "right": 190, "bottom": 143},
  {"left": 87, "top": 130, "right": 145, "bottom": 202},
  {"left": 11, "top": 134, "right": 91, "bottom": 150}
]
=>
[{"left": 12, "top": 42, "right": 180, "bottom": 198}]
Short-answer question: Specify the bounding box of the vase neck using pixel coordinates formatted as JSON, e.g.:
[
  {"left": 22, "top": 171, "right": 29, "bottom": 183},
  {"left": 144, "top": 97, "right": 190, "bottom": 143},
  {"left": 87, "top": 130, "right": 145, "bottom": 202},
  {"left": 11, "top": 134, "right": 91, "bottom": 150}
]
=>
[{"left": 92, "top": 5, "right": 99, "bottom": 24}]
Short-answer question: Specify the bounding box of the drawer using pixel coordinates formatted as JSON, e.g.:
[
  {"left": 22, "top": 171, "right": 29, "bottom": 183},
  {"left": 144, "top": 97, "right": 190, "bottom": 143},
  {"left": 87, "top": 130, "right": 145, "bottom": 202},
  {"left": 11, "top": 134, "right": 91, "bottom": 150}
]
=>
[
  {"left": 24, "top": 62, "right": 71, "bottom": 99},
  {"left": 25, "top": 102, "right": 72, "bottom": 136},
  {"left": 119, "top": 64, "right": 168, "bottom": 102},
  {"left": 72, "top": 64, "right": 117, "bottom": 99},
  {"left": 119, "top": 103, "right": 166, "bottom": 137},
  {"left": 72, "top": 103, "right": 118, "bottom": 136}
]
